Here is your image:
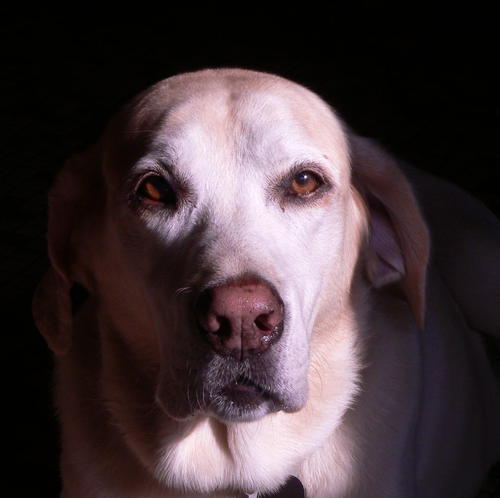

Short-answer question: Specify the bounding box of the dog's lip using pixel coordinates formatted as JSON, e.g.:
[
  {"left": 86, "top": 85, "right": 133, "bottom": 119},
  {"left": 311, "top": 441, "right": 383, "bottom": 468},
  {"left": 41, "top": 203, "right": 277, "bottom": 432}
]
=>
[{"left": 220, "top": 375, "right": 272, "bottom": 406}]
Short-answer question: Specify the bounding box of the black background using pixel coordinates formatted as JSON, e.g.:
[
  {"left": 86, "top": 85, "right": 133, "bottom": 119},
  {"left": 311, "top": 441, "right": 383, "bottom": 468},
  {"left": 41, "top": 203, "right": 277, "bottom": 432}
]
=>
[{"left": 2, "top": 6, "right": 499, "bottom": 497}]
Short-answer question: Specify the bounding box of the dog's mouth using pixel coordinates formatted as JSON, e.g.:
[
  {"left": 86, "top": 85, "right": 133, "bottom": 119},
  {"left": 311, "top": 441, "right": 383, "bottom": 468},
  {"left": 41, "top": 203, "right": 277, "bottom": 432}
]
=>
[
  {"left": 208, "top": 375, "right": 276, "bottom": 422},
  {"left": 221, "top": 375, "right": 272, "bottom": 406}
]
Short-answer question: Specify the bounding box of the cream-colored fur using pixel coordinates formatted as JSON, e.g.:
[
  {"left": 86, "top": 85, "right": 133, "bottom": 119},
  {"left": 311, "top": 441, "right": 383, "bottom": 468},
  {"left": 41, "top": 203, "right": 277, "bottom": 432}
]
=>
[{"left": 33, "top": 69, "right": 500, "bottom": 497}]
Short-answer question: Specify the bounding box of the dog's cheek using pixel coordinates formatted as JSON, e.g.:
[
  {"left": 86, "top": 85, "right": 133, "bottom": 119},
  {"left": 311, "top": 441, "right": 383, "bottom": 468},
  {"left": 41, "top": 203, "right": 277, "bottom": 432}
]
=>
[
  {"left": 151, "top": 295, "right": 213, "bottom": 416},
  {"left": 155, "top": 371, "right": 198, "bottom": 421},
  {"left": 268, "top": 319, "right": 311, "bottom": 410}
]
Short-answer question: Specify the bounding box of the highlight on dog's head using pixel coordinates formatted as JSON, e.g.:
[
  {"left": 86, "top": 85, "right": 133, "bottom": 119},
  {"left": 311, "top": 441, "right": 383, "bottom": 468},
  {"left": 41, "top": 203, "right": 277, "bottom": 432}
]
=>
[{"left": 33, "top": 69, "right": 428, "bottom": 426}]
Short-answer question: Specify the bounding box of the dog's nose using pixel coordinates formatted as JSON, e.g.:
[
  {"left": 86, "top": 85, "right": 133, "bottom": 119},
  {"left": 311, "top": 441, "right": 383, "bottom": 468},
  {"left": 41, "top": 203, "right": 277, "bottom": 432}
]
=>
[{"left": 196, "top": 278, "right": 284, "bottom": 360}]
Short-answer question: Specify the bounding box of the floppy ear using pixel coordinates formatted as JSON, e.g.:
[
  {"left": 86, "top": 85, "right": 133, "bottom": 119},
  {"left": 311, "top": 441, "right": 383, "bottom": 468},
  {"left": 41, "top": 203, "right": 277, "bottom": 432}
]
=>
[
  {"left": 350, "top": 135, "right": 430, "bottom": 328},
  {"left": 32, "top": 145, "right": 101, "bottom": 354}
]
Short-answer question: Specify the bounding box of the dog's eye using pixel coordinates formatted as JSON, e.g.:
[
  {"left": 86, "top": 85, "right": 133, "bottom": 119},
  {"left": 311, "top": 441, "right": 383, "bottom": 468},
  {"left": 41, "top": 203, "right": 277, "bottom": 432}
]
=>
[
  {"left": 136, "top": 175, "right": 175, "bottom": 205},
  {"left": 289, "top": 170, "right": 323, "bottom": 196}
]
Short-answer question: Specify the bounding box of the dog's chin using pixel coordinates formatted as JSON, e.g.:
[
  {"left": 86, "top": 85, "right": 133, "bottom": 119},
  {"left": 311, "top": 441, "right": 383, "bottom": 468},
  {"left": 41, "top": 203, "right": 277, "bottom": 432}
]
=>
[
  {"left": 156, "top": 381, "right": 277, "bottom": 422},
  {"left": 209, "top": 382, "right": 275, "bottom": 422},
  {"left": 156, "top": 365, "right": 308, "bottom": 423},
  {"left": 207, "top": 377, "right": 304, "bottom": 422}
]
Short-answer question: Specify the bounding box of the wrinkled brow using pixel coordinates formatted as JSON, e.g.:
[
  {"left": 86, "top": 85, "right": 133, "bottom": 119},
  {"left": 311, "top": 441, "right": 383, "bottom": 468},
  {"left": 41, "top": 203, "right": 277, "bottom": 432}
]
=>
[{"left": 147, "top": 140, "right": 180, "bottom": 163}]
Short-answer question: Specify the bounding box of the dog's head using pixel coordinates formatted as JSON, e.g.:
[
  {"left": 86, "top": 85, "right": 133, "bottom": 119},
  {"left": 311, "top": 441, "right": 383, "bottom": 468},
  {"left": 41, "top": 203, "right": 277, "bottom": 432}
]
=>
[{"left": 33, "top": 69, "right": 429, "bottom": 426}]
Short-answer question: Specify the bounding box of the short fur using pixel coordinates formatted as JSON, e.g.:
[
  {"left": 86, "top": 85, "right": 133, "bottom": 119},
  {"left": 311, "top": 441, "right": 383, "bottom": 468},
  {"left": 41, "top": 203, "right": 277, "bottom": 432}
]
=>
[{"left": 33, "top": 69, "right": 500, "bottom": 497}]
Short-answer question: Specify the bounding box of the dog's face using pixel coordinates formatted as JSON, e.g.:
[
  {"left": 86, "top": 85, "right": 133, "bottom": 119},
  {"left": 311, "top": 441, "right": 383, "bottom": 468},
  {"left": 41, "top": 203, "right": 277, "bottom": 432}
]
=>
[
  {"left": 33, "top": 68, "right": 430, "bottom": 493},
  {"left": 36, "top": 69, "right": 427, "bottom": 437},
  {"left": 61, "top": 70, "right": 364, "bottom": 423}
]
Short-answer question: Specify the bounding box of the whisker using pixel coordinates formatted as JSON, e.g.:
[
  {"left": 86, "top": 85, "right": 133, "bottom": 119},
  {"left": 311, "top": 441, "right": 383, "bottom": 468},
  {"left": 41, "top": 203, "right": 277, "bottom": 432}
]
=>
[{"left": 175, "top": 286, "right": 193, "bottom": 297}]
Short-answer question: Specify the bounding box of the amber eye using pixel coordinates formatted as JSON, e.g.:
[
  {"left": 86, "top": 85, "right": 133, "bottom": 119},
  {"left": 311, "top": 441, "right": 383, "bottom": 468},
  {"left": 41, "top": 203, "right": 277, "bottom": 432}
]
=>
[
  {"left": 290, "top": 170, "right": 323, "bottom": 196},
  {"left": 136, "top": 175, "right": 175, "bottom": 205}
]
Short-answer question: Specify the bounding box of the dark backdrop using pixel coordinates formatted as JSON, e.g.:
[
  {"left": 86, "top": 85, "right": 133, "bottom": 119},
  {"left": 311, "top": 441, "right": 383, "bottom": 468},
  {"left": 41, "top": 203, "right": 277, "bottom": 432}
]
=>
[{"left": 2, "top": 6, "right": 499, "bottom": 497}]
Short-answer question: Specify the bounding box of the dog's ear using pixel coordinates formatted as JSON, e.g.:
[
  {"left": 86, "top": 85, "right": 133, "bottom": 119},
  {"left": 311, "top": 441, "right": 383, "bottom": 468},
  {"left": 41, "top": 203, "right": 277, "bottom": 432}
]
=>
[
  {"left": 350, "top": 135, "right": 430, "bottom": 328},
  {"left": 32, "top": 145, "right": 101, "bottom": 354}
]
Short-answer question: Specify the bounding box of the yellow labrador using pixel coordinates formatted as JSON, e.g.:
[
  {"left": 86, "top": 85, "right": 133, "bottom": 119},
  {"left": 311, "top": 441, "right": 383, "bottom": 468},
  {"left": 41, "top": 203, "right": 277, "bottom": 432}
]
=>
[{"left": 33, "top": 69, "right": 500, "bottom": 497}]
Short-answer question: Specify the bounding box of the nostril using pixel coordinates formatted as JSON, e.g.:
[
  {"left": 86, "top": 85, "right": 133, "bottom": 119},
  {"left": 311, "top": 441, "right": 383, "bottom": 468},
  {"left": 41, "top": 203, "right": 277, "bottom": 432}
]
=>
[
  {"left": 198, "top": 308, "right": 232, "bottom": 338},
  {"left": 205, "top": 313, "right": 220, "bottom": 334},
  {"left": 216, "top": 316, "right": 232, "bottom": 339},
  {"left": 254, "top": 311, "right": 275, "bottom": 332}
]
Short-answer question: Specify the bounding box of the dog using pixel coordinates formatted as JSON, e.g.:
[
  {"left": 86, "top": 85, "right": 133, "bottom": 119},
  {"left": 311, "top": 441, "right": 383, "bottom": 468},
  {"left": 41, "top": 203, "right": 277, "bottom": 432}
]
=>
[{"left": 33, "top": 68, "right": 500, "bottom": 497}]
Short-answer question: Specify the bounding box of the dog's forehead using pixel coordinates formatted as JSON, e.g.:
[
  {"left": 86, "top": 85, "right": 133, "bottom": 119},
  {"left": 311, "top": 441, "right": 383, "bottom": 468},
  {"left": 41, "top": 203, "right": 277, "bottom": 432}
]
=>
[{"left": 105, "top": 69, "right": 349, "bottom": 180}]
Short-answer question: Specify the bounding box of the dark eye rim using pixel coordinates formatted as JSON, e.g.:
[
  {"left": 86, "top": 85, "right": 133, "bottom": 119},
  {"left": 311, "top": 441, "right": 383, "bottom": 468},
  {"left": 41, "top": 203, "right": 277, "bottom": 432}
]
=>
[
  {"left": 131, "top": 172, "right": 178, "bottom": 209},
  {"left": 136, "top": 173, "right": 175, "bottom": 204},
  {"left": 289, "top": 169, "right": 324, "bottom": 195},
  {"left": 279, "top": 164, "right": 333, "bottom": 202}
]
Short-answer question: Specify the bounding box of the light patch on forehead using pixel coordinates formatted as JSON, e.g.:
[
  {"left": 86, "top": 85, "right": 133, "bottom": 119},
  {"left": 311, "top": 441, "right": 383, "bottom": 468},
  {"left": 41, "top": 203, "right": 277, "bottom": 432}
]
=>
[
  {"left": 150, "top": 83, "right": 350, "bottom": 185},
  {"left": 233, "top": 85, "right": 349, "bottom": 177},
  {"left": 151, "top": 92, "right": 237, "bottom": 174}
]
